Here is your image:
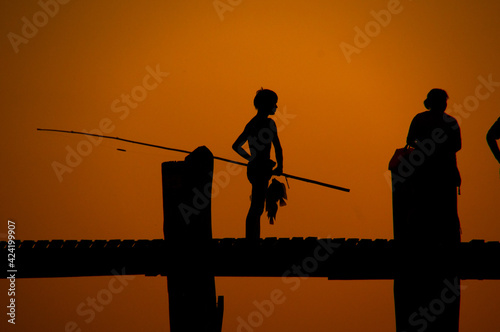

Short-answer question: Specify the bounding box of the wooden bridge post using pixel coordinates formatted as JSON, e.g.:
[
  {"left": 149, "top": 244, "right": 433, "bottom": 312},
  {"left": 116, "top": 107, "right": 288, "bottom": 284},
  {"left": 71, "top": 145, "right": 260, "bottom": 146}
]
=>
[
  {"left": 391, "top": 165, "right": 460, "bottom": 332},
  {"left": 162, "top": 146, "right": 223, "bottom": 332}
]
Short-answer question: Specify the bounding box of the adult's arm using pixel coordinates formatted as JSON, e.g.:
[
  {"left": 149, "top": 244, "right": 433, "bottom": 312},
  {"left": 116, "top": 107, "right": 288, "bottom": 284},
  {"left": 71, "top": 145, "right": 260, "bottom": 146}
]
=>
[{"left": 487, "top": 118, "right": 500, "bottom": 164}]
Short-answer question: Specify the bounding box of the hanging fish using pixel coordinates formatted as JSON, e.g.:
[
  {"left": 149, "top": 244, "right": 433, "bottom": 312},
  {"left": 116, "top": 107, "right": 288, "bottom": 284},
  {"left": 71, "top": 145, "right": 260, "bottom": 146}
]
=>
[{"left": 266, "top": 178, "right": 287, "bottom": 224}]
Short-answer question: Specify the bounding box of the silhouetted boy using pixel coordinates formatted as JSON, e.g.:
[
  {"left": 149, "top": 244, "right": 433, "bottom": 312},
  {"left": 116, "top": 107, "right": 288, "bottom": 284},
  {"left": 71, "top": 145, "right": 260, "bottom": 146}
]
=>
[
  {"left": 487, "top": 117, "right": 500, "bottom": 164},
  {"left": 232, "top": 88, "right": 283, "bottom": 239}
]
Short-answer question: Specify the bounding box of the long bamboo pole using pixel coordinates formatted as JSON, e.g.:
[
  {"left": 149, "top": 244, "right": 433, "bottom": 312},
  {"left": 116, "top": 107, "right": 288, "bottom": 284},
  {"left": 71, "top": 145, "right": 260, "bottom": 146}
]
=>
[{"left": 37, "top": 128, "right": 350, "bottom": 192}]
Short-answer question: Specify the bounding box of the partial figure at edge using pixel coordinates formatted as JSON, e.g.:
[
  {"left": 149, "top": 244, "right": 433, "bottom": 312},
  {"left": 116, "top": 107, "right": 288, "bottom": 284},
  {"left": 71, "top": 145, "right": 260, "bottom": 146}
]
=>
[{"left": 487, "top": 117, "right": 500, "bottom": 165}]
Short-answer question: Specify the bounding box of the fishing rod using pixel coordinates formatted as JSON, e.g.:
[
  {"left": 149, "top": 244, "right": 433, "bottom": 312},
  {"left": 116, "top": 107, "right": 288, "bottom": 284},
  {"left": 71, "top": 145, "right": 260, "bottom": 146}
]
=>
[{"left": 37, "top": 128, "right": 350, "bottom": 192}]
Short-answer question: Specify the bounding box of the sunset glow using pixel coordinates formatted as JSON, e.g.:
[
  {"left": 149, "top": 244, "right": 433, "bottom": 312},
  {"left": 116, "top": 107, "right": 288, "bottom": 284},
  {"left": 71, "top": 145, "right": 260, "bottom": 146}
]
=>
[{"left": 2, "top": 1, "right": 500, "bottom": 331}]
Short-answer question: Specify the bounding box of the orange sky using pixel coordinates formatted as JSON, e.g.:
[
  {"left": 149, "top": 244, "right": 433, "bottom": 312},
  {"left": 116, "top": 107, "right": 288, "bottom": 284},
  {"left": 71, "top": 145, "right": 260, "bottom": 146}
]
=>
[{"left": 1, "top": 0, "right": 500, "bottom": 331}]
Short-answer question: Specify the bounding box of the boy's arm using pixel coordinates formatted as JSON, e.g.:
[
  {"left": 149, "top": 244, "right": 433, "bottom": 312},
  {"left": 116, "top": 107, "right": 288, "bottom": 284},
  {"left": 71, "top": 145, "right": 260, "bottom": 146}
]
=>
[
  {"left": 271, "top": 120, "right": 283, "bottom": 175},
  {"left": 232, "top": 130, "right": 252, "bottom": 162}
]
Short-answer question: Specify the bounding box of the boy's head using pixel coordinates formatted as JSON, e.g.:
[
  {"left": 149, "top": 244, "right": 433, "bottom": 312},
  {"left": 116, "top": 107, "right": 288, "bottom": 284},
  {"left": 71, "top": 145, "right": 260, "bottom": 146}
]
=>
[{"left": 254, "top": 88, "right": 278, "bottom": 114}]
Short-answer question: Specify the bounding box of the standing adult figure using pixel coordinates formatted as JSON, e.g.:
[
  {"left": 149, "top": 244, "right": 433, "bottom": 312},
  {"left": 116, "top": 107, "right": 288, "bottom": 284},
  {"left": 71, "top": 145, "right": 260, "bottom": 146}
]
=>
[
  {"left": 406, "top": 88, "right": 462, "bottom": 243},
  {"left": 395, "top": 88, "right": 462, "bottom": 332}
]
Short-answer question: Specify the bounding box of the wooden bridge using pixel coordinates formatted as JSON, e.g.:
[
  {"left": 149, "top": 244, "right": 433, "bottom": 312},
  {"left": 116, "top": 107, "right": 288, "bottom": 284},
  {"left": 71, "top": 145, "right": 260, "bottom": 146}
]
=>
[
  {"left": 2, "top": 146, "right": 499, "bottom": 331},
  {"left": 2, "top": 238, "right": 499, "bottom": 279}
]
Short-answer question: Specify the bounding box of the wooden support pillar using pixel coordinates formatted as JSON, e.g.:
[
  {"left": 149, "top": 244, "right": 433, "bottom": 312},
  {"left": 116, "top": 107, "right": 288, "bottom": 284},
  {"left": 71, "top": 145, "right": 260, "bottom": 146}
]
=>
[
  {"left": 391, "top": 166, "right": 460, "bottom": 332},
  {"left": 391, "top": 169, "right": 415, "bottom": 332},
  {"left": 162, "top": 146, "right": 223, "bottom": 332}
]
